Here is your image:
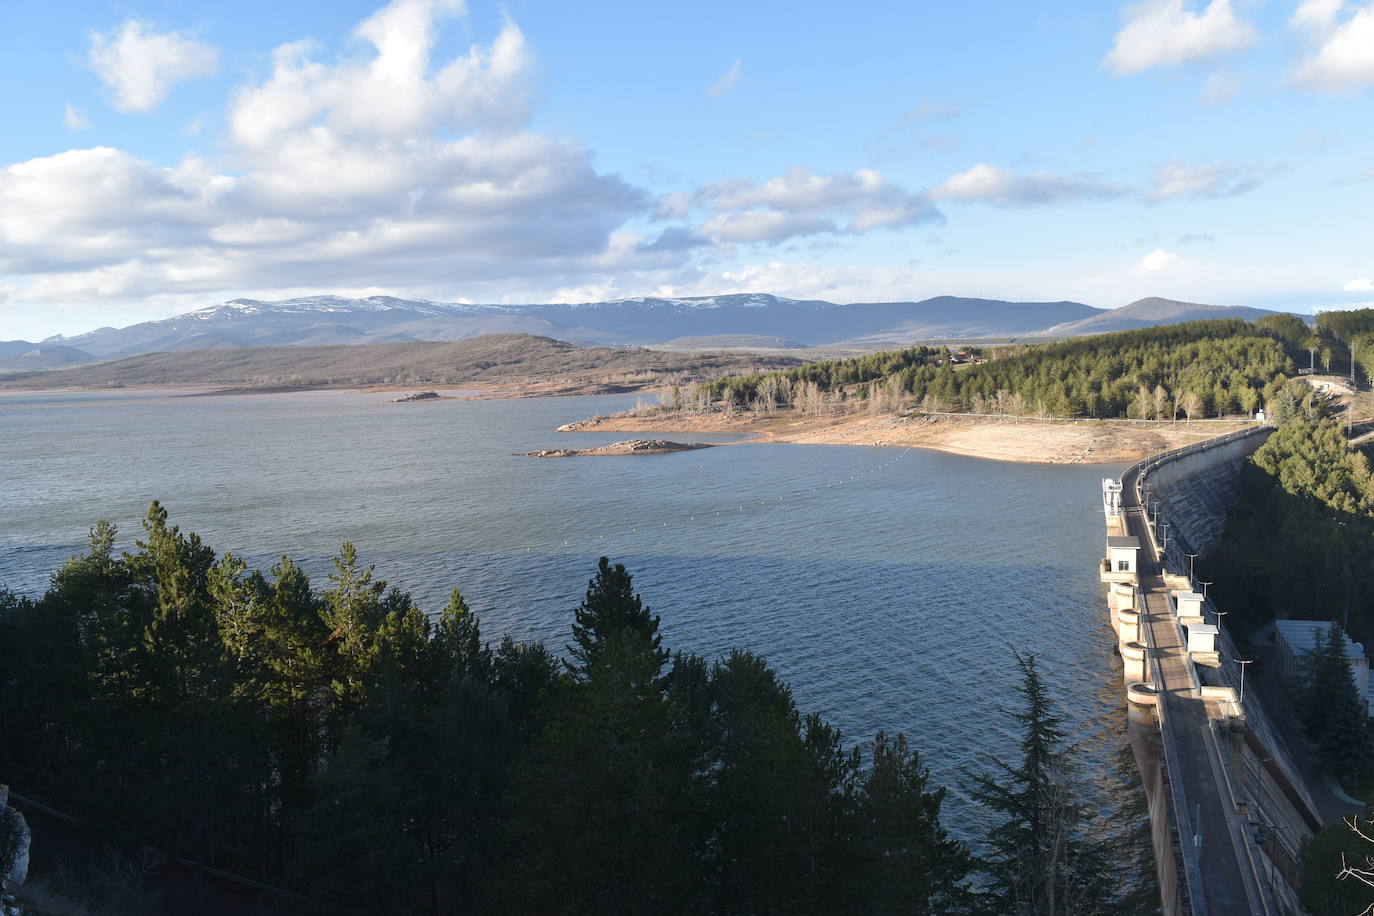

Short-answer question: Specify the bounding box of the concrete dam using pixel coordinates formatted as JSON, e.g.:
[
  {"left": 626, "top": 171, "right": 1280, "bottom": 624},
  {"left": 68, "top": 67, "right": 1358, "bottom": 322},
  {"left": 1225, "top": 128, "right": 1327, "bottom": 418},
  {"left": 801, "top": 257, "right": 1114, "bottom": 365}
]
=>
[{"left": 1101, "top": 425, "right": 1343, "bottom": 915}]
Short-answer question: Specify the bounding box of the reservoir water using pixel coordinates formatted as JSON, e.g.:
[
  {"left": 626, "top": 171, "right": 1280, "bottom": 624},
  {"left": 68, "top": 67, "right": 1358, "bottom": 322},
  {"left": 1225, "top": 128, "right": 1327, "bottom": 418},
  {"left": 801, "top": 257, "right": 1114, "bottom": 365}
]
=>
[{"left": 0, "top": 387, "right": 1137, "bottom": 835}]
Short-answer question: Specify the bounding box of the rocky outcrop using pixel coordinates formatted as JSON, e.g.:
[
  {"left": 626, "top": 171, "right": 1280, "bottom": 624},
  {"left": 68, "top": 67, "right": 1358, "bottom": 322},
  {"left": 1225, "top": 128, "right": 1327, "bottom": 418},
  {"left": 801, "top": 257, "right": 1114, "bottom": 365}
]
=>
[{"left": 520, "top": 439, "right": 714, "bottom": 458}]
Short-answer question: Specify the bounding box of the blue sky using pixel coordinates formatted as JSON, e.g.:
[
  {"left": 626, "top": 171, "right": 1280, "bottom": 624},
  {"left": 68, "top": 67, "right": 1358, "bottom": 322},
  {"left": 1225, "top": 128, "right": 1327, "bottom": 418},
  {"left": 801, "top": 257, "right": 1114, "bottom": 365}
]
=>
[{"left": 3, "top": 0, "right": 1374, "bottom": 339}]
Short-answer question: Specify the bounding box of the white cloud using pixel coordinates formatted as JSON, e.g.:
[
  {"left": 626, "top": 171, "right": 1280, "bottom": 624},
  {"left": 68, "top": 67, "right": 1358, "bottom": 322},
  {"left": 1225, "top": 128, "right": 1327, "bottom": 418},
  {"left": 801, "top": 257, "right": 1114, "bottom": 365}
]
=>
[
  {"left": 1145, "top": 159, "right": 1279, "bottom": 202},
  {"left": 1344, "top": 277, "right": 1374, "bottom": 291},
  {"left": 1104, "top": 0, "right": 1257, "bottom": 76},
  {"left": 704, "top": 58, "right": 742, "bottom": 99},
  {"left": 63, "top": 103, "right": 89, "bottom": 130},
  {"left": 698, "top": 210, "right": 835, "bottom": 243},
  {"left": 1292, "top": 3, "right": 1374, "bottom": 91},
  {"left": 930, "top": 163, "right": 1130, "bottom": 207},
  {"left": 1292, "top": 0, "right": 1346, "bottom": 30},
  {"left": 1132, "top": 249, "right": 1180, "bottom": 274},
  {"left": 1, "top": 2, "right": 660, "bottom": 313},
  {"left": 88, "top": 20, "right": 219, "bottom": 112},
  {"left": 230, "top": 1, "right": 532, "bottom": 149},
  {"left": 691, "top": 166, "right": 941, "bottom": 243}
]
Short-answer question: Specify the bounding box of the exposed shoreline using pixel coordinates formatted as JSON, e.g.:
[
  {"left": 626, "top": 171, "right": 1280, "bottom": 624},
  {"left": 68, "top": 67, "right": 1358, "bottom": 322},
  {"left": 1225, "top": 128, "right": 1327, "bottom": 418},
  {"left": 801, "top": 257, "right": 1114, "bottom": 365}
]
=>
[
  {"left": 557, "top": 409, "right": 1257, "bottom": 465},
  {"left": 2, "top": 381, "right": 1255, "bottom": 465}
]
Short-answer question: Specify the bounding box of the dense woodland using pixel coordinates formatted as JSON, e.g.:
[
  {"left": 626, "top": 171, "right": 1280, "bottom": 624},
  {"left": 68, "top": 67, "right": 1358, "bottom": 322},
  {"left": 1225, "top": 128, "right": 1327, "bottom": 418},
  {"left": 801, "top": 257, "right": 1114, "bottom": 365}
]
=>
[
  {"left": 0, "top": 506, "right": 1138, "bottom": 914},
  {"left": 1201, "top": 400, "right": 1374, "bottom": 651},
  {"left": 693, "top": 312, "right": 1374, "bottom": 421}
]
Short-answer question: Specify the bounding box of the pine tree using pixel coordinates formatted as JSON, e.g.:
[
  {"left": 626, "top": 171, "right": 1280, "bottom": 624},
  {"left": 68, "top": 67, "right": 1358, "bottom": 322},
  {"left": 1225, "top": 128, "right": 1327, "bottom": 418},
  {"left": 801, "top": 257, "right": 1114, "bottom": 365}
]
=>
[
  {"left": 969, "top": 651, "right": 1122, "bottom": 915},
  {"left": 568, "top": 556, "right": 668, "bottom": 678},
  {"left": 849, "top": 731, "right": 974, "bottom": 914},
  {"left": 1299, "top": 623, "right": 1374, "bottom": 779}
]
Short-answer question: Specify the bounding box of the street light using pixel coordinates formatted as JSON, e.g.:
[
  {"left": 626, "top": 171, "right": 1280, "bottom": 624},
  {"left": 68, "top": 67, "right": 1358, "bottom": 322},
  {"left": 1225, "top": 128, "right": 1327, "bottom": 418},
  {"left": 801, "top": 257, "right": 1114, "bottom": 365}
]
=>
[
  {"left": 1198, "top": 580, "right": 1213, "bottom": 599},
  {"left": 1237, "top": 658, "right": 1254, "bottom": 705},
  {"left": 1214, "top": 608, "right": 1228, "bottom": 631},
  {"left": 1185, "top": 552, "right": 1199, "bottom": 583}
]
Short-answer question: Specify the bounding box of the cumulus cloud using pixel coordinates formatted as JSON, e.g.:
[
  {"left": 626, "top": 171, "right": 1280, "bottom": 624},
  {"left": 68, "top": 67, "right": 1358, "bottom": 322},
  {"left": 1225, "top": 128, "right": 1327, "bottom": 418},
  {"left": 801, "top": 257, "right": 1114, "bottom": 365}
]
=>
[
  {"left": 1292, "top": 3, "right": 1374, "bottom": 91},
  {"left": 1104, "top": 0, "right": 1256, "bottom": 76},
  {"left": 88, "top": 20, "right": 219, "bottom": 112},
  {"left": 930, "top": 163, "right": 1130, "bottom": 207},
  {"left": 2, "top": 1, "right": 664, "bottom": 311},
  {"left": 691, "top": 166, "right": 942, "bottom": 244},
  {"left": 229, "top": 0, "right": 533, "bottom": 149},
  {"left": 63, "top": 103, "right": 89, "bottom": 130},
  {"left": 1345, "top": 277, "right": 1374, "bottom": 291},
  {"left": 704, "top": 58, "right": 742, "bottom": 98},
  {"left": 1145, "top": 159, "right": 1280, "bottom": 203}
]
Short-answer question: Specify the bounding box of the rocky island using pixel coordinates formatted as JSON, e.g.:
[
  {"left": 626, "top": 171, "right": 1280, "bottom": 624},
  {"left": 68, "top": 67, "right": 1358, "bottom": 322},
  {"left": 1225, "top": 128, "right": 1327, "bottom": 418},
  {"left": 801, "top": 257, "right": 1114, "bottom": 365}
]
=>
[{"left": 519, "top": 438, "right": 714, "bottom": 458}]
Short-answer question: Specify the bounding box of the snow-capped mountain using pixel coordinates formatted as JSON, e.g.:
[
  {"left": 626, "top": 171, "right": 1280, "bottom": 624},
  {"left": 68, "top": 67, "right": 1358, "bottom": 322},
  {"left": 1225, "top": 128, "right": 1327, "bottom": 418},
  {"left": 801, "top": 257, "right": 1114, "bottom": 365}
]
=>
[{"left": 36, "top": 293, "right": 1103, "bottom": 362}]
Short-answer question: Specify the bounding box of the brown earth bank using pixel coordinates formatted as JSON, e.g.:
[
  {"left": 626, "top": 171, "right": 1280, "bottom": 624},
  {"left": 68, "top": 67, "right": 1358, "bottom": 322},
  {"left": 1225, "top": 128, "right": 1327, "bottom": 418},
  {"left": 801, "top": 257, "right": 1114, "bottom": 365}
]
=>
[
  {"left": 557, "top": 409, "right": 1257, "bottom": 465},
  {"left": 520, "top": 439, "right": 715, "bottom": 458}
]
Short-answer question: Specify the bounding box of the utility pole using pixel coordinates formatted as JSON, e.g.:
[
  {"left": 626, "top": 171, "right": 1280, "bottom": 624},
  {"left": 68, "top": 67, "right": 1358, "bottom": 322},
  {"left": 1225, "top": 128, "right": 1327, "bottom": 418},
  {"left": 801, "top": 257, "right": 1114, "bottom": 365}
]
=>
[{"left": 1238, "top": 657, "right": 1254, "bottom": 705}]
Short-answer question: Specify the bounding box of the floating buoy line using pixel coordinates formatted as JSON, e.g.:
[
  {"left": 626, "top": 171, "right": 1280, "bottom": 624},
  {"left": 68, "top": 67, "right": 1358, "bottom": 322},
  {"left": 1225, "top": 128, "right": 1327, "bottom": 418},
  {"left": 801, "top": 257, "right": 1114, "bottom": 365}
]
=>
[{"left": 527, "top": 446, "right": 917, "bottom": 555}]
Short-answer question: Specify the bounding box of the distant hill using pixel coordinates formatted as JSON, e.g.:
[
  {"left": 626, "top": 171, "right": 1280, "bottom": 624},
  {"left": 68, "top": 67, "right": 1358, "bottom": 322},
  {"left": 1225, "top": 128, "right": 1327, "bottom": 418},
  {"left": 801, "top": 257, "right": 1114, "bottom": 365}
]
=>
[
  {"left": 0, "top": 334, "right": 803, "bottom": 391},
  {"left": 0, "top": 341, "right": 96, "bottom": 371},
  {"left": 1036, "top": 297, "right": 1292, "bottom": 337}
]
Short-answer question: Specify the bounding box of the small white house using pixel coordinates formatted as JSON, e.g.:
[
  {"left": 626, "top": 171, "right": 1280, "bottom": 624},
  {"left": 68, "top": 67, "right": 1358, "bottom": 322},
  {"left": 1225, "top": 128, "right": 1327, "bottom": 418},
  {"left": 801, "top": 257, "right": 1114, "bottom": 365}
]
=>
[
  {"left": 1274, "top": 619, "right": 1372, "bottom": 716},
  {"left": 1107, "top": 536, "right": 1140, "bottom": 575}
]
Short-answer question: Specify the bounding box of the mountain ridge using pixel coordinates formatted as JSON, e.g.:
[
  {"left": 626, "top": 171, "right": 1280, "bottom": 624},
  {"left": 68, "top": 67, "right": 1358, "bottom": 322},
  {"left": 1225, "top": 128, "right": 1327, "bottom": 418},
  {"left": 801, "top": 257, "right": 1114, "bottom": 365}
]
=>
[{"left": 3, "top": 292, "right": 1304, "bottom": 371}]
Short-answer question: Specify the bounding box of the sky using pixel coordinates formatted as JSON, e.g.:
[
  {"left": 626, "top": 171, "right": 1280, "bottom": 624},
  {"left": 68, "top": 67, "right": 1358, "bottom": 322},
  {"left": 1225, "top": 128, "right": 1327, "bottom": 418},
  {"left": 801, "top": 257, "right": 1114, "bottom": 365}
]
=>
[{"left": 3, "top": 0, "right": 1374, "bottom": 340}]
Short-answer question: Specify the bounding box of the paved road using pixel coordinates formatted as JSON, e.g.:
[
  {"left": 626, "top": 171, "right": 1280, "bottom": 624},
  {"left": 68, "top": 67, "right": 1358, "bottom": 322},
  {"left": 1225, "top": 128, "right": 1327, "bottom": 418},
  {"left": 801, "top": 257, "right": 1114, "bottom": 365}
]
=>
[{"left": 1122, "top": 463, "right": 1263, "bottom": 916}]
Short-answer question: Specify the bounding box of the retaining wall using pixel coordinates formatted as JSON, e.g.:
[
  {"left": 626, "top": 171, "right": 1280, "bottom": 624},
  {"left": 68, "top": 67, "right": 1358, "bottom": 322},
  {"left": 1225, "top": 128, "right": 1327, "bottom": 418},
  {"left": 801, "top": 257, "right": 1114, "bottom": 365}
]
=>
[{"left": 1139, "top": 426, "right": 1272, "bottom": 574}]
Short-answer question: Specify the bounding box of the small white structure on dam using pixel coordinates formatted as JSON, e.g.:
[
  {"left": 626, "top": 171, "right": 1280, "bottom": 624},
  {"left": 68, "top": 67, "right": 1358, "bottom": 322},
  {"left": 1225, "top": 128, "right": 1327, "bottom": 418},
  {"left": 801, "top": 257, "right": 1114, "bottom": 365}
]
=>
[
  {"left": 1102, "top": 478, "right": 1123, "bottom": 519},
  {"left": 1275, "top": 619, "right": 1372, "bottom": 716},
  {"left": 1186, "top": 622, "right": 1218, "bottom": 655},
  {"left": 1171, "top": 590, "right": 1204, "bottom": 621},
  {"left": 1104, "top": 535, "right": 1140, "bottom": 580}
]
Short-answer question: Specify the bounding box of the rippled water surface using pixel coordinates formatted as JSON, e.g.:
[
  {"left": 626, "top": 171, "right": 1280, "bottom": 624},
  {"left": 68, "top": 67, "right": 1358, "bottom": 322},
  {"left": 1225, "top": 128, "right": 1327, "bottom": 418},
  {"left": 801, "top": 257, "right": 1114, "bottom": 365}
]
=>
[{"left": 0, "top": 387, "right": 1132, "bottom": 830}]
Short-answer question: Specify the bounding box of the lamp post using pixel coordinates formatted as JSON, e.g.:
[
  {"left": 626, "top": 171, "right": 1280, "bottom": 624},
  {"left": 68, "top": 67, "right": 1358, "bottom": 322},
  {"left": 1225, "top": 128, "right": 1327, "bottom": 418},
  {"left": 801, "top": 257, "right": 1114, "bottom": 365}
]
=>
[
  {"left": 1237, "top": 657, "right": 1254, "bottom": 705},
  {"left": 1185, "top": 553, "right": 1199, "bottom": 583},
  {"left": 1214, "top": 607, "right": 1228, "bottom": 631},
  {"left": 1199, "top": 580, "right": 1213, "bottom": 599}
]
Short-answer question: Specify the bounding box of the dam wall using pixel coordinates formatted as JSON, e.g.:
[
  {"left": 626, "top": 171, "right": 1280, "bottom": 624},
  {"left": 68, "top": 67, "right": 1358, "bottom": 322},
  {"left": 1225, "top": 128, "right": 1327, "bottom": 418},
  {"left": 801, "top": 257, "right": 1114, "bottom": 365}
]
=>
[
  {"left": 1138, "top": 427, "right": 1272, "bottom": 575},
  {"left": 1105, "top": 424, "right": 1278, "bottom": 915}
]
